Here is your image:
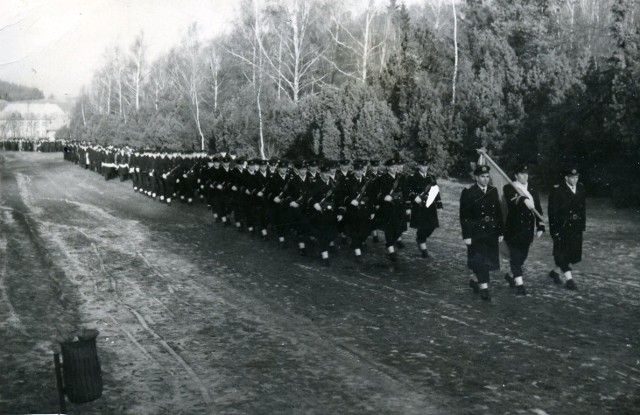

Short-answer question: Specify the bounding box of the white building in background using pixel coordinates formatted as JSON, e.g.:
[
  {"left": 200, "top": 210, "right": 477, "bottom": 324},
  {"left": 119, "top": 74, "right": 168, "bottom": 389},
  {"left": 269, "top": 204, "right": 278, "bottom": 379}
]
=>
[{"left": 0, "top": 100, "right": 70, "bottom": 140}]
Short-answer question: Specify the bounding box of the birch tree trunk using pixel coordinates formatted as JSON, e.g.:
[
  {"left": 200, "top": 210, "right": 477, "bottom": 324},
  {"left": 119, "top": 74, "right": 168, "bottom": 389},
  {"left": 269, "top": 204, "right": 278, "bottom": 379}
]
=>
[{"left": 451, "top": 0, "right": 458, "bottom": 106}]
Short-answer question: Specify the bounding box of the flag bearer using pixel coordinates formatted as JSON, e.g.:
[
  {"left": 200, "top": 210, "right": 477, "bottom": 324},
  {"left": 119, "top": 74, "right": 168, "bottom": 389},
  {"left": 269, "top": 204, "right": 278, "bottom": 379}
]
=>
[{"left": 503, "top": 164, "right": 545, "bottom": 296}]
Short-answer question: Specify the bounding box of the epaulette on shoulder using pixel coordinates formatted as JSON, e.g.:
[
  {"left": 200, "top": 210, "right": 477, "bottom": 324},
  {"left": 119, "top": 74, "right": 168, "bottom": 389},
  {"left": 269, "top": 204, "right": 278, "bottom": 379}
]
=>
[{"left": 554, "top": 184, "right": 560, "bottom": 188}]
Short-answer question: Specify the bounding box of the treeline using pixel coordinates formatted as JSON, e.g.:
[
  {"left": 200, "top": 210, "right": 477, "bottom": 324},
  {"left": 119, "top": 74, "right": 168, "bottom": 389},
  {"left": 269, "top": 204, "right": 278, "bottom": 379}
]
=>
[
  {"left": 68, "top": 0, "right": 640, "bottom": 206},
  {"left": 0, "top": 80, "right": 45, "bottom": 101}
]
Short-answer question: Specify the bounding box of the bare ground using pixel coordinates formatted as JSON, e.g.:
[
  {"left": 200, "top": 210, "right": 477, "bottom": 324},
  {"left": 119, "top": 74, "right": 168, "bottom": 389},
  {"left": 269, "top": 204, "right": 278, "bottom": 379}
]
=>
[{"left": 0, "top": 152, "right": 639, "bottom": 415}]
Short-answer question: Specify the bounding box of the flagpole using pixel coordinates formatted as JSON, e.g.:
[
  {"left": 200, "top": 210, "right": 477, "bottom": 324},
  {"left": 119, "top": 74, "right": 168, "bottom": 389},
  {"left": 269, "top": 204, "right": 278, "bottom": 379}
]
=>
[{"left": 476, "top": 149, "right": 545, "bottom": 223}]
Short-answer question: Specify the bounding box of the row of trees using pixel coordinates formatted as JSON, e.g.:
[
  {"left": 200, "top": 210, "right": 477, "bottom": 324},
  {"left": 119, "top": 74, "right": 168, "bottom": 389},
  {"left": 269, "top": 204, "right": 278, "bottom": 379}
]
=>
[
  {"left": 67, "top": 0, "right": 640, "bottom": 205},
  {"left": 0, "top": 80, "right": 44, "bottom": 102}
]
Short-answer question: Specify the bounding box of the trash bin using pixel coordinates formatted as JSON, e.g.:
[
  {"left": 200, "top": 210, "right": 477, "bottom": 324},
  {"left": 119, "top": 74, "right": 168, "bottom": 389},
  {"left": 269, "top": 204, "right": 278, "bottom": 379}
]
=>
[{"left": 59, "top": 328, "right": 103, "bottom": 403}]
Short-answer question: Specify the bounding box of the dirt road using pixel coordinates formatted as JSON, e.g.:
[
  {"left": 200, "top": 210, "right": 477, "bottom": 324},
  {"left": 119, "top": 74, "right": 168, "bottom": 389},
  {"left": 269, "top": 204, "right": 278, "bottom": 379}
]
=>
[{"left": 1, "top": 152, "right": 639, "bottom": 414}]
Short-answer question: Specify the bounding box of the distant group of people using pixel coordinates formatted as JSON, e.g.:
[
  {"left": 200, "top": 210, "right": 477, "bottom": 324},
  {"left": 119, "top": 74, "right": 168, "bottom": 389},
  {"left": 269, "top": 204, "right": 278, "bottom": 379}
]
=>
[
  {"left": 0, "top": 138, "right": 65, "bottom": 152},
  {"left": 58, "top": 142, "right": 587, "bottom": 302}
]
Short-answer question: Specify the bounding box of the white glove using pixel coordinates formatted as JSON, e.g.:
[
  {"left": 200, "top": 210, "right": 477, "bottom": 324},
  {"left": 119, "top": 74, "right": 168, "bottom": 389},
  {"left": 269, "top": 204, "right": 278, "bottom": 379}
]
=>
[
  {"left": 232, "top": 186, "right": 238, "bottom": 191},
  {"left": 183, "top": 174, "right": 187, "bottom": 178},
  {"left": 337, "top": 214, "right": 343, "bottom": 222},
  {"left": 384, "top": 195, "right": 393, "bottom": 202},
  {"left": 351, "top": 199, "right": 359, "bottom": 207},
  {"left": 257, "top": 192, "right": 264, "bottom": 197},
  {"left": 176, "top": 179, "right": 180, "bottom": 183},
  {"left": 290, "top": 201, "right": 299, "bottom": 208},
  {"left": 536, "top": 230, "right": 543, "bottom": 238},
  {"left": 498, "top": 235, "right": 504, "bottom": 242},
  {"left": 314, "top": 203, "right": 322, "bottom": 212},
  {"left": 273, "top": 196, "right": 281, "bottom": 203},
  {"left": 524, "top": 198, "right": 535, "bottom": 210},
  {"left": 414, "top": 196, "right": 422, "bottom": 204},
  {"left": 216, "top": 184, "right": 223, "bottom": 190},
  {"left": 370, "top": 213, "right": 375, "bottom": 220},
  {"left": 426, "top": 185, "right": 440, "bottom": 207},
  {"left": 200, "top": 185, "right": 204, "bottom": 189},
  {"left": 464, "top": 238, "right": 472, "bottom": 245},
  {"left": 245, "top": 189, "right": 251, "bottom": 195},
  {"left": 197, "top": 179, "right": 201, "bottom": 184},
  {"left": 406, "top": 209, "right": 412, "bottom": 215},
  {"left": 162, "top": 174, "right": 167, "bottom": 179}
]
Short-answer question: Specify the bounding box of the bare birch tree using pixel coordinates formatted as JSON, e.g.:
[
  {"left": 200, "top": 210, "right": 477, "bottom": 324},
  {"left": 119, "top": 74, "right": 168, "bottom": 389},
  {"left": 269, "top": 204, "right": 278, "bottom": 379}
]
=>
[
  {"left": 206, "top": 44, "right": 224, "bottom": 114},
  {"left": 326, "top": 0, "right": 386, "bottom": 84},
  {"left": 107, "top": 46, "right": 127, "bottom": 121},
  {"left": 451, "top": 0, "right": 458, "bottom": 106},
  {"left": 221, "top": 0, "right": 269, "bottom": 158},
  {"left": 264, "top": 0, "right": 326, "bottom": 102},
  {"left": 128, "top": 32, "right": 146, "bottom": 112},
  {"left": 148, "top": 57, "right": 170, "bottom": 113},
  {"left": 168, "top": 24, "right": 206, "bottom": 150}
]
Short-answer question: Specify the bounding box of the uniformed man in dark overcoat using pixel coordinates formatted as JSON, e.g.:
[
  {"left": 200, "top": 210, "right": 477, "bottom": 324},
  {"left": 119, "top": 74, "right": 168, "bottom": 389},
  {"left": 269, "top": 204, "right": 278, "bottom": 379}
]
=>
[
  {"left": 285, "top": 159, "right": 311, "bottom": 255},
  {"left": 547, "top": 166, "right": 585, "bottom": 290},
  {"left": 377, "top": 158, "right": 408, "bottom": 262},
  {"left": 459, "top": 164, "right": 504, "bottom": 301},
  {"left": 267, "top": 159, "right": 292, "bottom": 248},
  {"left": 503, "top": 164, "right": 545, "bottom": 296},
  {"left": 252, "top": 159, "right": 271, "bottom": 239},
  {"left": 341, "top": 160, "right": 373, "bottom": 261},
  {"left": 408, "top": 159, "right": 442, "bottom": 258},
  {"left": 307, "top": 163, "right": 338, "bottom": 265}
]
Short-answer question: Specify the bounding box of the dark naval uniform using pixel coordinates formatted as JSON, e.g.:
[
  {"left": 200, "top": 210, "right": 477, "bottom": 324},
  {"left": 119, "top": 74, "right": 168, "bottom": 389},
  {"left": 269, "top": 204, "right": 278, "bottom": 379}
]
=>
[
  {"left": 460, "top": 165, "right": 504, "bottom": 296},
  {"left": 408, "top": 164, "right": 442, "bottom": 258},
  {"left": 376, "top": 159, "right": 408, "bottom": 261},
  {"left": 502, "top": 166, "right": 545, "bottom": 295},
  {"left": 548, "top": 172, "right": 586, "bottom": 274}
]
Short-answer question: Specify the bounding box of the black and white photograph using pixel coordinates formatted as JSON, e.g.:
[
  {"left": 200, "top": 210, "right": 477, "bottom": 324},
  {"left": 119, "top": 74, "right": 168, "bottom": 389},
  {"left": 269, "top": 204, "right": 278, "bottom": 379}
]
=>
[{"left": 1, "top": 0, "right": 639, "bottom": 413}]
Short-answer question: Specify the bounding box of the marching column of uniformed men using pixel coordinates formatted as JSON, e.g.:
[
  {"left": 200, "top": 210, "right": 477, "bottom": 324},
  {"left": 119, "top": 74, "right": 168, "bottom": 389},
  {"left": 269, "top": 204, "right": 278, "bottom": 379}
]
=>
[
  {"left": 60, "top": 143, "right": 587, "bottom": 302},
  {"left": 1, "top": 139, "right": 66, "bottom": 152}
]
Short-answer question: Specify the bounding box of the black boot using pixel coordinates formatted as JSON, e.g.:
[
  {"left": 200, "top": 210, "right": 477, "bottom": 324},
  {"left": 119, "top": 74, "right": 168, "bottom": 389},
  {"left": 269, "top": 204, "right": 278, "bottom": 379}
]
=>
[
  {"left": 549, "top": 270, "right": 561, "bottom": 284},
  {"left": 469, "top": 279, "right": 480, "bottom": 293},
  {"left": 480, "top": 288, "right": 491, "bottom": 301},
  {"left": 504, "top": 273, "right": 515, "bottom": 288},
  {"left": 515, "top": 285, "right": 527, "bottom": 296}
]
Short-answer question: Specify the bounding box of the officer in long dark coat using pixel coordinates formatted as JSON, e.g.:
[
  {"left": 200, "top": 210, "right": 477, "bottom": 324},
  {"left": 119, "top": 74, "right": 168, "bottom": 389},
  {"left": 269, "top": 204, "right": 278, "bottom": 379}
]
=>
[
  {"left": 459, "top": 164, "right": 504, "bottom": 301},
  {"left": 548, "top": 166, "right": 586, "bottom": 290},
  {"left": 408, "top": 159, "right": 442, "bottom": 258},
  {"left": 502, "top": 164, "right": 545, "bottom": 296}
]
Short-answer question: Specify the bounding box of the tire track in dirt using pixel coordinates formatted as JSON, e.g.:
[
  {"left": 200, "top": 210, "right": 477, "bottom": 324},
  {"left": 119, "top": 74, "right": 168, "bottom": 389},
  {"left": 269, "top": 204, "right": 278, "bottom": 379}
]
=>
[
  {"left": 0, "top": 220, "right": 29, "bottom": 337},
  {"left": 35, "top": 204, "right": 214, "bottom": 412},
  {"left": 11, "top": 166, "right": 212, "bottom": 413}
]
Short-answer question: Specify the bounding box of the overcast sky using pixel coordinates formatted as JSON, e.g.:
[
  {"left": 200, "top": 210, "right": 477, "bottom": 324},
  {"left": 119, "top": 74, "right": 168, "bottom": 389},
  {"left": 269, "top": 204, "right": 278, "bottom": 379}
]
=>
[
  {"left": 0, "top": 0, "right": 418, "bottom": 101},
  {"left": 0, "top": 0, "right": 239, "bottom": 99}
]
